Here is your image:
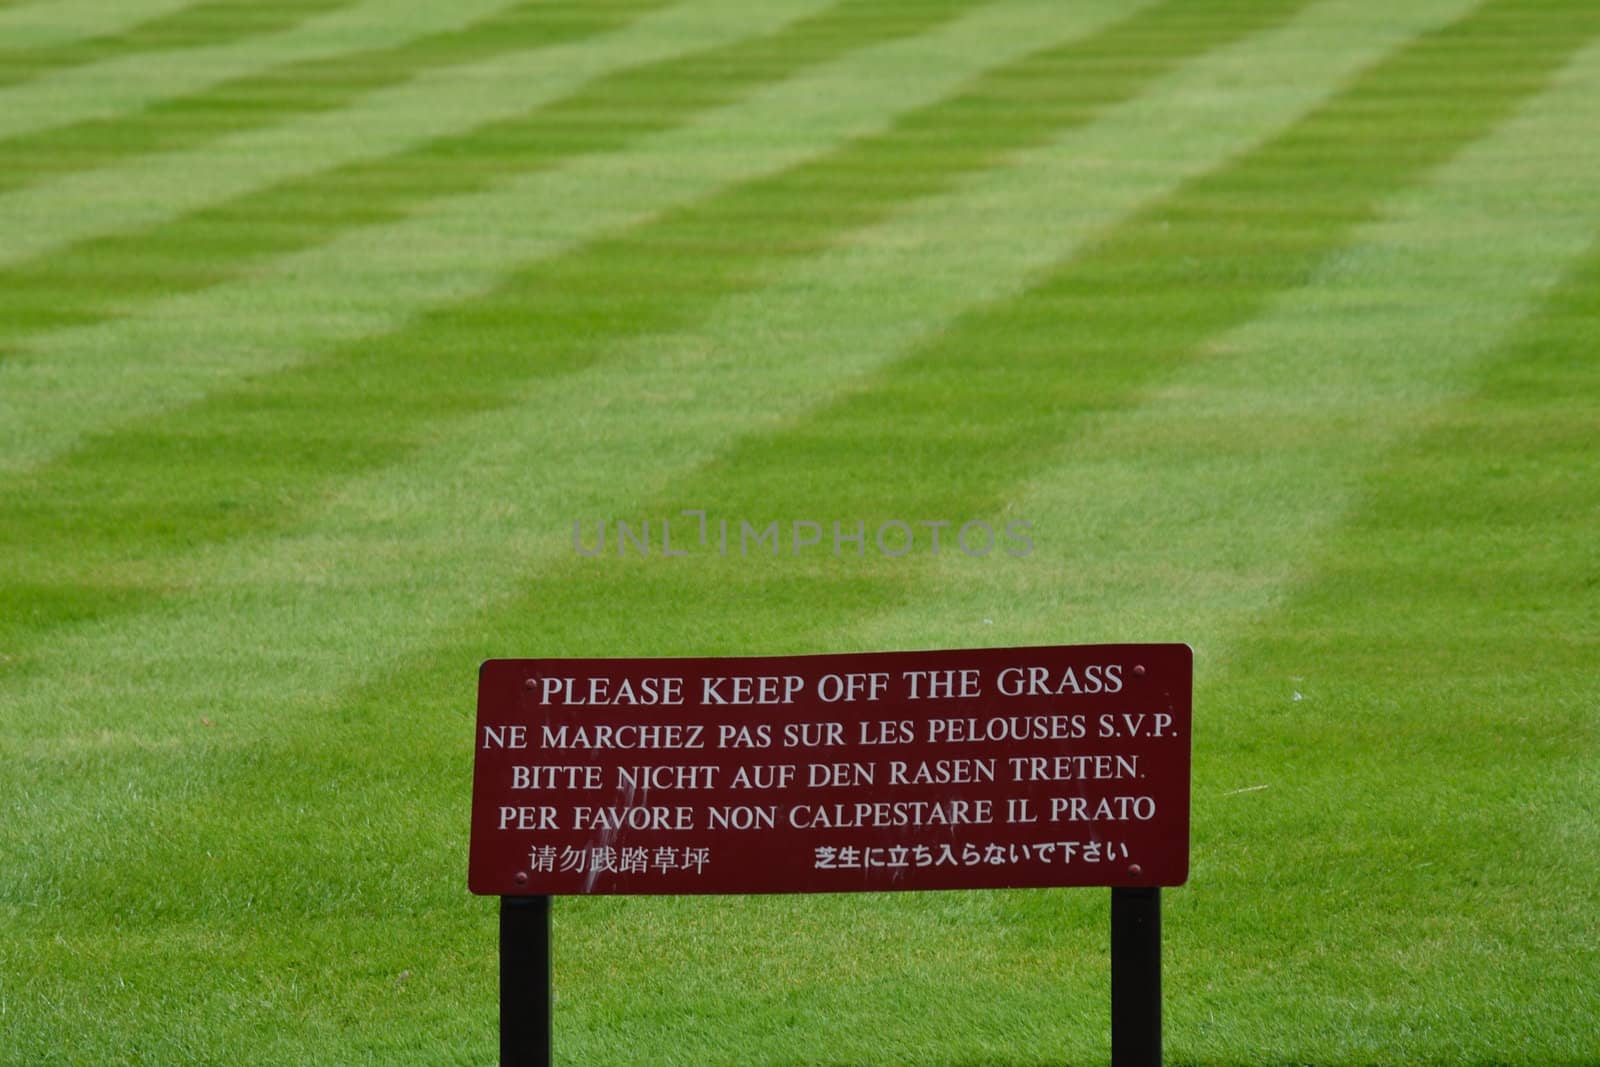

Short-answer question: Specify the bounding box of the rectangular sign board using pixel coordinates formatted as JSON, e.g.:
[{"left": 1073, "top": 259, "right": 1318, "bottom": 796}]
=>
[{"left": 469, "top": 644, "right": 1190, "bottom": 896}]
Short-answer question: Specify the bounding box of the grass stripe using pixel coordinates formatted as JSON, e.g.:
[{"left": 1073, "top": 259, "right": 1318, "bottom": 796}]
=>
[
  {"left": 0, "top": 0, "right": 530, "bottom": 146},
  {"left": 0, "top": 0, "right": 359, "bottom": 89},
  {"left": 0, "top": 0, "right": 1471, "bottom": 479},
  {"left": 1166, "top": 241, "right": 1600, "bottom": 1063},
  {"left": 0, "top": 0, "right": 1428, "bottom": 721},
  {"left": 0, "top": 0, "right": 1450, "bottom": 758},
  {"left": 952, "top": 78, "right": 1600, "bottom": 658},
  {"left": 0, "top": 0, "right": 683, "bottom": 197},
  {"left": 0, "top": 0, "right": 1107, "bottom": 478},
  {"left": 0, "top": 0, "right": 823, "bottom": 269},
  {"left": 0, "top": 0, "right": 1026, "bottom": 650},
  {"left": 0, "top": 0, "right": 987, "bottom": 344},
  {"left": 6, "top": 0, "right": 1587, "bottom": 735},
  {"left": 447, "top": 0, "right": 1600, "bottom": 655},
  {"left": 0, "top": 0, "right": 198, "bottom": 50},
  {"left": 0, "top": 0, "right": 1309, "bottom": 660}
]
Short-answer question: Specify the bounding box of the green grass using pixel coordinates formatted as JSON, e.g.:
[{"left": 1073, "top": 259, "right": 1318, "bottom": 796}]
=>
[
  {"left": 0, "top": 0, "right": 361, "bottom": 89},
  {"left": 2, "top": 0, "right": 1597, "bottom": 1063},
  {"left": 0, "top": 0, "right": 682, "bottom": 195}
]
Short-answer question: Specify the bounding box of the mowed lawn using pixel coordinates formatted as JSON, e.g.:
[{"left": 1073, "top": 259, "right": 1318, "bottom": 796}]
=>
[{"left": 2, "top": 0, "right": 1597, "bottom": 1063}]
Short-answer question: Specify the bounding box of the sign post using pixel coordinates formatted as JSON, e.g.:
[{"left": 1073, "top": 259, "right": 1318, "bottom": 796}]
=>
[
  {"left": 1111, "top": 886, "right": 1162, "bottom": 1067},
  {"left": 499, "top": 895, "right": 551, "bottom": 1067},
  {"left": 471, "top": 643, "right": 1190, "bottom": 1064}
]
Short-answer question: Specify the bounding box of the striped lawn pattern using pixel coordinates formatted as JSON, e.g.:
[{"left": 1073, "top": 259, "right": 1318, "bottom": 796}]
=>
[
  {"left": 0, "top": 0, "right": 681, "bottom": 195},
  {"left": 0, "top": 0, "right": 362, "bottom": 90},
  {"left": 2, "top": 1, "right": 1596, "bottom": 1063}
]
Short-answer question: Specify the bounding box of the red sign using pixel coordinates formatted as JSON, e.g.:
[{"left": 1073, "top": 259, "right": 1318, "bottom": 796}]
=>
[{"left": 469, "top": 644, "right": 1190, "bottom": 896}]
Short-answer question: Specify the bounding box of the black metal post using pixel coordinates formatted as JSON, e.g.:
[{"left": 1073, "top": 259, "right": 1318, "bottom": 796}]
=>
[
  {"left": 500, "top": 895, "right": 552, "bottom": 1067},
  {"left": 1110, "top": 886, "right": 1161, "bottom": 1067}
]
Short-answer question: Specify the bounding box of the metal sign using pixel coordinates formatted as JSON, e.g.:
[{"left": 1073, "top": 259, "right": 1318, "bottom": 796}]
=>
[{"left": 470, "top": 644, "right": 1190, "bottom": 896}]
